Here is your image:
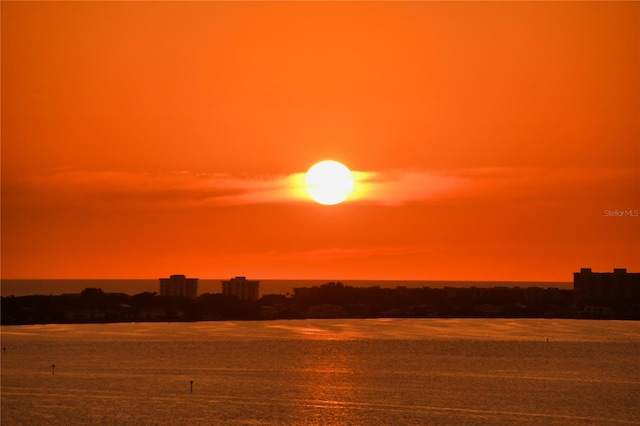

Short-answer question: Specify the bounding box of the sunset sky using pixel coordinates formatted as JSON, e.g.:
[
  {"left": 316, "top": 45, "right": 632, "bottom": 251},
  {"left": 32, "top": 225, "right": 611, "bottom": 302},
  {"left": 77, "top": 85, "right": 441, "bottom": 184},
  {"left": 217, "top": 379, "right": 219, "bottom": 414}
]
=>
[{"left": 2, "top": 1, "right": 638, "bottom": 282}]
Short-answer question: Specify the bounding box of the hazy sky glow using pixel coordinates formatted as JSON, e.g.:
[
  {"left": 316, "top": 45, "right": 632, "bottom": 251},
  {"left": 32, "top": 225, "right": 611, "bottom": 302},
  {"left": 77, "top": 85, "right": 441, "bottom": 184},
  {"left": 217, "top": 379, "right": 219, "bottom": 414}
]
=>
[{"left": 2, "top": 1, "right": 638, "bottom": 281}]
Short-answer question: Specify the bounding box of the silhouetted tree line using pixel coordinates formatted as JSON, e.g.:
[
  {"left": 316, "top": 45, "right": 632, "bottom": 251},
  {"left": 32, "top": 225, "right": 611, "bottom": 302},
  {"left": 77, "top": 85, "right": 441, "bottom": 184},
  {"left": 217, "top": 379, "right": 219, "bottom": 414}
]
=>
[
  {"left": 1, "top": 289, "right": 261, "bottom": 325},
  {"left": 291, "top": 282, "right": 577, "bottom": 319},
  {"left": 2, "top": 282, "right": 636, "bottom": 325}
]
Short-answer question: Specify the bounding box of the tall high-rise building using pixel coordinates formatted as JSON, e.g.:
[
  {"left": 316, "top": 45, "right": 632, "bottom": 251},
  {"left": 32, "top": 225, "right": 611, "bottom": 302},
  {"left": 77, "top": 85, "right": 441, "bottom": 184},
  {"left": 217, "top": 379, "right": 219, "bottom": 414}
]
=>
[
  {"left": 221, "top": 276, "right": 260, "bottom": 301},
  {"left": 159, "top": 274, "right": 198, "bottom": 298}
]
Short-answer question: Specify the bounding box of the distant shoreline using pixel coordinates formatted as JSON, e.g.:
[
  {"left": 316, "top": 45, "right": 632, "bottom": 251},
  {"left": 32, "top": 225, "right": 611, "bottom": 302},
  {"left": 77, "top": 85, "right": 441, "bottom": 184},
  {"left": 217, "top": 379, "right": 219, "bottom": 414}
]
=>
[
  {"left": 0, "top": 278, "right": 573, "bottom": 297},
  {"left": 4, "top": 282, "right": 638, "bottom": 323}
]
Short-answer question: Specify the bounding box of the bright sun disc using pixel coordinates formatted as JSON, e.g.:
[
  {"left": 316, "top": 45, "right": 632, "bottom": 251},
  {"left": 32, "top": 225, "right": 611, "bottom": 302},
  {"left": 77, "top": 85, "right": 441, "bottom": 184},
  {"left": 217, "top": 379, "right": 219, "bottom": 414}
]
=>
[{"left": 305, "top": 160, "right": 354, "bottom": 205}]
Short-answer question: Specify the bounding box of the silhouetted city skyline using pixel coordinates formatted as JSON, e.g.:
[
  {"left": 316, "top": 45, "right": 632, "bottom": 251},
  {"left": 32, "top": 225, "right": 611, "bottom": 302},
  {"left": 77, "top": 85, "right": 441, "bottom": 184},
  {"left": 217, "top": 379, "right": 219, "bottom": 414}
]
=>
[{"left": 3, "top": 269, "right": 638, "bottom": 324}]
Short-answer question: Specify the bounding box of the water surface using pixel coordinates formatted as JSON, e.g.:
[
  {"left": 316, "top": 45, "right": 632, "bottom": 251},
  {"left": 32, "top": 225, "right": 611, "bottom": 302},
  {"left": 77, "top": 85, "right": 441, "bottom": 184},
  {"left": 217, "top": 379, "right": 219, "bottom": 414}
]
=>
[{"left": 2, "top": 319, "right": 639, "bottom": 425}]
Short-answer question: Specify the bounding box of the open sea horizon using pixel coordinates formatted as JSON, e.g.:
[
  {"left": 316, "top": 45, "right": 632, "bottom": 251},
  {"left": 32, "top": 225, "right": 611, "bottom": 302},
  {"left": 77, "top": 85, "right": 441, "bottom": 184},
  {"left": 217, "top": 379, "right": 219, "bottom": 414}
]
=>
[{"left": 0, "top": 279, "right": 573, "bottom": 297}]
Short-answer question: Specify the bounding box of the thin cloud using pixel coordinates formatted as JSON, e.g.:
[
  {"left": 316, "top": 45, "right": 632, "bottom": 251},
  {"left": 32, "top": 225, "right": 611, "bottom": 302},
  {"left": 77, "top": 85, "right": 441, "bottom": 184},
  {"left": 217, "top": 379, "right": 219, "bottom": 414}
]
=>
[
  {"left": 2, "top": 170, "right": 284, "bottom": 208},
  {"left": 282, "top": 245, "right": 436, "bottom": 261},
  {"left": 349, "top": 170, "right": 462, "bottom": 205},
  {"left": 354, "top": 167, "right": 638, "bottom": 206},
  {"left": 2, "top": 167, "right": 635, "bottom": 208}
]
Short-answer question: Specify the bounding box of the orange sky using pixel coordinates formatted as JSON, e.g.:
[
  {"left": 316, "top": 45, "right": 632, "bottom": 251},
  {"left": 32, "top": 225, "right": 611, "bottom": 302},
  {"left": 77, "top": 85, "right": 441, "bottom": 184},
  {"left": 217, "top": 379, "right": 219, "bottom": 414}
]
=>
[{"left": 2, "top": 1, "right": 638, "bottom": 282}]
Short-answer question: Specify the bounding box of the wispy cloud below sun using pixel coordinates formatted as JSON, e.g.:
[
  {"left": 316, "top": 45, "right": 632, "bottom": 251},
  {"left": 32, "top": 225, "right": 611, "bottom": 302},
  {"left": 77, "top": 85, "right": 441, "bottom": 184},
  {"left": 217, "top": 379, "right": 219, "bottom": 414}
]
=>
[{"left": 2, "top": 167, "right": 636, "bottom": 208}]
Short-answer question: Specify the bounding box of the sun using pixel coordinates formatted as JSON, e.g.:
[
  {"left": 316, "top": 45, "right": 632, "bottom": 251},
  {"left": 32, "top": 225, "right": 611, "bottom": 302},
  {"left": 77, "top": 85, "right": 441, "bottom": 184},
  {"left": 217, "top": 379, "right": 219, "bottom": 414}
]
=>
[{"left": 305, "top": 160, "right": 354, "bottom": 205}]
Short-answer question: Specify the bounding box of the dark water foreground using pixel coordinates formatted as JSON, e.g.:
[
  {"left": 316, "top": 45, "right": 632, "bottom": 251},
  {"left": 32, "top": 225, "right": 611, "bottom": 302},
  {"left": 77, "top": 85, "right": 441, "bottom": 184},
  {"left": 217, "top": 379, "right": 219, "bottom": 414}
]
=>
[{"left": 2, "top": 319, "right": 639, "bottom": 425}]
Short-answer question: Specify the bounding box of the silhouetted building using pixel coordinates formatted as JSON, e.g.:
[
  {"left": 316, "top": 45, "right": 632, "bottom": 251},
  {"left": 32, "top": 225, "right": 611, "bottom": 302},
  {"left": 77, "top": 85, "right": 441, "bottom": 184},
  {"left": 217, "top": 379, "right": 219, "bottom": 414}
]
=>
[
  {"left": 159, "top": 274, "right": 198, "bottom": 298},
  {"left": 293, "top": 286, "right": 321, "bottom": 299},
  {"left": 574, "top": 268, "right": 640, "bottom": 309},
  {"left": 222, "top": 276, "right": 259, "bottom": 301}
]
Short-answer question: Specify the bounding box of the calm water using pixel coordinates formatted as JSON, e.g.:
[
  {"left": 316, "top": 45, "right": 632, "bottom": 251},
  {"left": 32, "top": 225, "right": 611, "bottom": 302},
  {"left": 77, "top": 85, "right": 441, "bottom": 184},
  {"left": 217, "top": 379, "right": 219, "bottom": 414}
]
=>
[{"left": 2, "top": 319, "right": 639, "bottom": 425}]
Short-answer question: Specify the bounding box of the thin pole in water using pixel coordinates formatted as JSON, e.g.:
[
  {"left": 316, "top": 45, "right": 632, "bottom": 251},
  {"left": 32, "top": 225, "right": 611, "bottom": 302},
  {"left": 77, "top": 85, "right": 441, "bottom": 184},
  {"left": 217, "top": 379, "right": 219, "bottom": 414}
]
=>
[
  {"left": 190, "top": 380, "right": 193, "bottom": 393},
  {"left": 52, "top": 364, "right": 56, "bottom": 375}
]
